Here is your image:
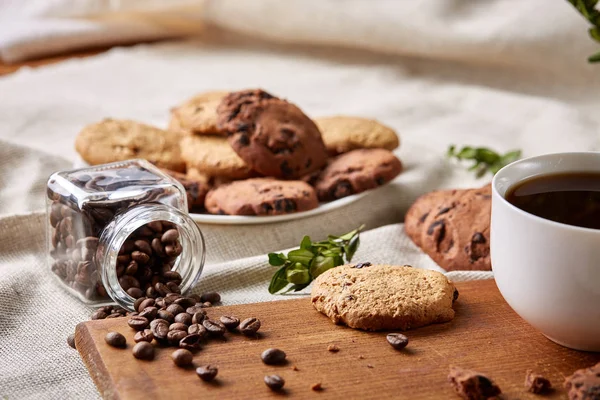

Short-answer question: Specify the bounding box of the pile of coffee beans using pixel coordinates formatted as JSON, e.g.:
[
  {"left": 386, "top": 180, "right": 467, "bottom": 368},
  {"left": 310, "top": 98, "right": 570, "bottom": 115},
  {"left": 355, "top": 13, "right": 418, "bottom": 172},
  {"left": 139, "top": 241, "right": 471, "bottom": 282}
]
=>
[{"left": 48, "top": 165, "right": 185, "bottom": 301}]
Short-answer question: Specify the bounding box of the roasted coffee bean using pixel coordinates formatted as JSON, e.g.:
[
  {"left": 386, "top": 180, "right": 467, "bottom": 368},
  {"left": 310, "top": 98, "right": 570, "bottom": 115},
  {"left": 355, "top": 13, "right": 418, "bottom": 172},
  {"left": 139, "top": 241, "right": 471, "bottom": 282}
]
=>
[
  {"left": 264, "top": 375, "right": 285, "bottom": 391},
  {"left": 105, "top": 332, "right": 127, "bottom": 348},
  {"left": 136, "top": 226, "right": 154, "bottom": 237},
  {"left": 161, "top": 229, "right": 180, "bottom": 243},
  {"left": 151, "top": 320, "right": 169, "bottom": 340},
  {"left": 174, "top": 313, "right": 192, "bottom": 326},
  {"left": 169, "top": 323, "right": 189, "bottom": 332},
  {"left": 132, "top": 342, "right": 154, "bottom": 360},
  {"left": 200, "top": 302, "right": 212, "bottom": 308},
  {"left": 174, "top": 297, "right": 196, "bottom": 309},
  {"left": 200, "top": 292, "right": 221, "bottom": 304},
  {"left": 386, "top": 333, "right": 409, "bottom": 350},
  {"left": 202, "top": 319, "right": 226, "bottom": 337},
  {"left": 154, "top": 297, "right": 166, "bottom": 309},
  {"left": 192, "top": 312, "right": 206, "bottom": 325},
  {"left": 131, "top": 251, "right": 150, "bottom": 264},
  {"left": 125, "top": 261, "right": 138, "bottom": 276},
  {"left": 137, "top": 298, "right": 155, "bottom": 312},
  {"left": 188, "top": 294, "right": 201, "bottom": 303},
  {"left": 106, "top": 313, "right": 123, "bottom": 319},
  {"left": 91, "top": 310, "right": 108, "bottom": 320},
  {"left": 166, "top": 304, "right": 185, "bottom": 316},
  {"left": 134, "top": 239, "right": 152, "bottom": 255},
  {"left": 139, "top": 306, "right": 158, "bottom": 320},
  {"left": 119, "top": 275, "right": 140, "bottom": 291},
  {"left": 163, "top": 271, "right": 182, "bottom": 284},
  {"left": 171, "top": 349, "right": 193, "bottom": 367},
  {"left": 150, "top": 318, "right": 168, "bottom": 329},
  {"left": 261, "top": 348, "right": 286, "bottom": 365},
  {"left": 240, "top": 317, "right": 261, "bottom": 336},
  {"left": 127, "top": 316, "right": 149, "bottom": 331},
  {"left": 219, "top": 316, "right": 240, "bottom": 330},
  {"left": 134, "top": 329, "right": 154, "bottom": 343},
  {"left": 146, "top": 286, "right": 158, "bottom": 298},
  {"left": 179, "top": 334, "right": 202, "bottom": 351},
  {"left": 166, "top": 281, "right": 181, "bottom": 294},
  {"left": 168, "top": 330, "right": 188, "bottom": 346},
  {"left": 127, "top": 287, "right": 144, "bottom": 298},
  {"left": 155, "top": 282, "right": 169, "bottom": 297},
  {"left": 67, "top": 334, "right": 77, "bottom": 349},
  {"left": 147, "top": 221, "right": 163, "bottom": 232},
  {"left": 127, "top": 311, "right": 139, "bottom": 317},
  {"left": 186, "top": 306, "right": 204, "bottom": 316},
  {"left": 157, "top": 310, "right": 174, "bottom": 323},
  {"left": 133, "top": 297, "right": 147, "bottom": 312},
  {"left": 117, "top": 254, "right": 131, "bottom": 265},
  {"left": 188, "top": 324, "right": 207, "bottom": 338},
  {"left": 165, "top": 242, "right": 183, "bottom": 257},
  {"left": 196, "top": 365, "right": 218, "bottom": 382}
]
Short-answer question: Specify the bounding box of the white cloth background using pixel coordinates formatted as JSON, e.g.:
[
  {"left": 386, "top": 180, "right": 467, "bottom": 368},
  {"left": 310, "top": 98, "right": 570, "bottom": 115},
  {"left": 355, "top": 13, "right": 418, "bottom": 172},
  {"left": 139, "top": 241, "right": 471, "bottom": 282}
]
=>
[{"left": 1, "top": 1, "right": 599, "bottom": 398}]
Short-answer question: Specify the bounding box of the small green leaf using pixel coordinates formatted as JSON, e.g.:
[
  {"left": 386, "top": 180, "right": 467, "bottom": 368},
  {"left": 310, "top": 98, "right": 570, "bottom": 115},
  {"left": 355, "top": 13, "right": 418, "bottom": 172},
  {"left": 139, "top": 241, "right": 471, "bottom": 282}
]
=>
[
  {"left": 447, "top": 145, "right": 456, "bottom": 157},
  {"left": 345, "top": 235, "right": 360, "bottom": 261},
  {"left": 268, "top": 253, "right": 286, "bottom": 266},
  {"left": 474, "top": 148, "right": 501, "bottom": 165},
  {"left": 310, "top": 256, "right": 335, "bottom": 278},
  {"left": 457, "top": 147, "right": 476, "bottom": 159},
  {"left": 588, "top": 51, "right": 600, "bottom": 62},
  {"left": 287, "top": 249, "right": 314, "bottom": 266},
  {"left": 286, "top": 263, "right": 311, "bottom": 285},
  {"left": 300, "top": 235, "right": 312, "bottom": 250},
  {"left": 268, "top": 265, "right": 290, "bottom": 294},
  {"left": 501, "top": 150, "right": 521, "bottom": 164}
]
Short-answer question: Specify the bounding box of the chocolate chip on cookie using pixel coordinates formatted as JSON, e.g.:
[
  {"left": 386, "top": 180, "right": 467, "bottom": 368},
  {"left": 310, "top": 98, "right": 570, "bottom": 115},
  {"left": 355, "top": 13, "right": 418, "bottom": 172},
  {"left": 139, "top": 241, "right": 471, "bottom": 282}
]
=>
[
  {"left": 404, "top": 184, "right": 491, "bottom": 272},
  {"left": 169, "top": 90, "right": 229, "bottom": 136},
  {"left": 315, "top": 116, "right": 400, "bottom": 155},
  {"left": 216, "top": 89, "right": 329, "bottom": 179},
  {"left": 314, "top": 149, "right": 402, "bottom": 201},
  {"left": 75, "top": 119, "right": 185, "bottom": 172},
  {"left": 204, "top": 178, "right": 318, "bottom": 216}
]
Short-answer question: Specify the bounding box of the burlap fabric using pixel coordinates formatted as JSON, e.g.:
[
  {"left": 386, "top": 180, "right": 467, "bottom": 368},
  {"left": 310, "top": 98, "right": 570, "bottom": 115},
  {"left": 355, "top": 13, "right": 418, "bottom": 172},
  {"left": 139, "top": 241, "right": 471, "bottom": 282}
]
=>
[{"left": 1, "top": 3, "right": 600, "bottom": 397}]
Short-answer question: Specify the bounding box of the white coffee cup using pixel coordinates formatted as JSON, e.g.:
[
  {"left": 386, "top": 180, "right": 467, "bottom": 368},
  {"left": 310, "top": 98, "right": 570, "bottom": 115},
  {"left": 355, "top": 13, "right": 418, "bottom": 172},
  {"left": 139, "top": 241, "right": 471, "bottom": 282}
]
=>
[{"left": 491, "top": 152, "right": 600, "bottom": 352}]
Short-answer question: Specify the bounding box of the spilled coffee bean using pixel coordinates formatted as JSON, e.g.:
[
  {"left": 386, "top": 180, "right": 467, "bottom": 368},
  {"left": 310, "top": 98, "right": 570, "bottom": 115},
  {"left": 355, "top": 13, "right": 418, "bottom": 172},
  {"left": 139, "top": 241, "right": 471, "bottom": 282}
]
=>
[
  {"left": 196, "top": 365, "right": 218, "bottom": 382},
  {"left": 200, "top": 292, "right": 221, "bottom": 304},
  {"left": 261, "top": 348, "right": 287, "bottom": 365},
  {"left": 220, "top": 315, "right": 240, "bottom": 330},
  {"left": 132, "top": 342, "right": 154, "bottom": 360},
  {"left": 386, "top": 333, "right": 409, "bottom": 350},
  {"left": 239, "top": 317, "right": 261, "bottom": 336},
  {"left": 127, "top": 316, "right": 149, "bottom": 331},
  {"left": 264, "top": 375, "right": 285, "bottom": 391},
  {"left": 105, "top": 332, "right": 127, "bottom": 348},
  {"left": 171, "top": 349, "right": 193, "bottom": 367},
  {"left": 202, "top": 319, "right": 226, "bottom": 337},
  {"left": 179, "top": 334, "right": 202, "bottom": 351},
  {"left": 133, "top": 329, "right": 154, "bottom": 343}
]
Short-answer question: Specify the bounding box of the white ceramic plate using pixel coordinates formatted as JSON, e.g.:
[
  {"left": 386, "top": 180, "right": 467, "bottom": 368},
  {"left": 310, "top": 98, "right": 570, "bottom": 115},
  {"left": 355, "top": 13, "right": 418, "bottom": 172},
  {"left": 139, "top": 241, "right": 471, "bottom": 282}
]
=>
[{"left": 72, "top": 156, "right": 369, "bottom": 225}]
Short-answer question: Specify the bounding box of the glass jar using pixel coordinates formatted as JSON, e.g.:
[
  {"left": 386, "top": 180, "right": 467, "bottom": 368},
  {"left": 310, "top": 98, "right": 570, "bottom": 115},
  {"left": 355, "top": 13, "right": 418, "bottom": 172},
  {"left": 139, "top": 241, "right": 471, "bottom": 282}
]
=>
[{"left": 46, "top": 159, "right": 206, "bottom": 311}]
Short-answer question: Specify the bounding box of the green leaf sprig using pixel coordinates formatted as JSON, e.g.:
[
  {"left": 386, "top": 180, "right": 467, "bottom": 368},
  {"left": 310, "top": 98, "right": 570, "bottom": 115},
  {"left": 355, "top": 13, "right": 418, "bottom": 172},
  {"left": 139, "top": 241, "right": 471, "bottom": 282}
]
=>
[
  {"left": 567, "top": 0, "right": 600, "bottom": 63},
  {"left": 268, "top": 225, "right": 364, "bottom": 294},
  {"left": 447, "top": 145, "right": 521, "bottom": 178}
]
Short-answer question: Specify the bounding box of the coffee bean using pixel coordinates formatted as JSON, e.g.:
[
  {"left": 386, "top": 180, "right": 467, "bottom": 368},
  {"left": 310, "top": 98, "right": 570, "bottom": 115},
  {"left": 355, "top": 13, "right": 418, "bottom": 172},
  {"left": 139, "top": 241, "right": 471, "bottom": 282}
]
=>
[
  {"left": 188, "top": 294, "right": 201, "bottom": 303},
  {"left": 174, "top": 297, "right": 196, "bottom": 309},
  {"left": 171, "top": 349, "right": 193, "bottom": 367},
  {"left": 163, "top": 271, "right": 182, "bottom": 284},
  {"left": 147, "top": 221, "right": 163, "bottom": 232},
  {"left": 106, "top": 313, "right": 123, "bottom": 319},
  {"left": 188, "top": 324, "right": 207, "bottom": 338},
  {"left": 134, "top": 329, "right": 154, "bottom": 343},
  {"left": 134, "top": 239, "right": 152, "bottom": 255},
  {"left": 161, "top": 229, "right": 180, "bottom": 243},
  {"left": 192, "top": 312, "right": 206, "bottom": 325},
  {"left": 168, "top": 330, "right": 188, "bottom": 345},
  {"left": 146, "top": 286, "right": 158, "bottom": 298},
  {"left": 154, "top": 309, "right": 172, "bottom": 322},
  {"left": 200, "top": 292, "right": 221, "bottom": 304},
  {"left": 240, "top": 317, "right": 261, "bottom": 336},
  {"left": 165, "top": 242, "right": 183, "bottom": 257},
  {"left": 261, "top": 348, "right": 286, "bottom": 365},
  {"left": 201, "top": 302, "right": 212, "bottom": 308},
  {"left": 154, "top": 297, "right": 166, "bottom": 309},
  {"left": 67, "top": 334, "right": 76, "bottom": 349},
  {"left": 386, "top": 333, "right": 409, "bottom": 350},
  {"left": 131, "top": 251, "right": 150, "bottom": 264},
  {"left": 196, "top": 365, "right": 218, "bottom": 382},
  {"left": 151, "top": 320, "right": 169, "bottom": 340},
  {"left": 179, "top": 334, "right": 202, "bottom": 351},
  {"left": 169, "top": 323, "right": 189, "bottom": 332},
  {"left": 186, "top": 306, "right": 204, "bottom": 316},
  {"left": 264, "top": 375, "right": 285, "bottom": 391},
  {"left": 91, "top": 310, "right": 108, "bottom": 320},
  {"left": 105, "top": 332, "right": 127, "bottom": 348},
  {"left": 166, "top": 281, "right": 181, "bottom": 294},
  {"left": 151, "top": 238, "right": 166, "bottom": 257},
  {"left": 202, "top": 319, "right": 226, "bottom": 337},
  {"left": 166, "top": 304, "right": 185, "bottom": 316},
  {"left": 219, "top": 316, "right": 240, "bottom": 330},
  {"left": 139, "top": 306, "right": 158, "bottom": 320},
  {"left": 174, "top": 313, "right": 192, "bottom": 326},
  {"left": 125, "top": 262, "right": 138, "bottom": 276},
  {"left": 132, "top": 342, "right": 154, "bottom": 360},
  {"left": 117, "top": 254, "right": 131, "bottom": 265},
  {"left": 127, "top": 316, "right": 149, "bottom": 331},
  {"left": 149, "top": 318, "right": 168, "bottom": 329},
  {"left": 137, "top": 298, "right": 155, "bottom": 312},
  {"left": 127, "top": 287, "right": 144, "bottom": 298},
  {"left": 133, "top": 297, "right": 147, "bottom": 312}
]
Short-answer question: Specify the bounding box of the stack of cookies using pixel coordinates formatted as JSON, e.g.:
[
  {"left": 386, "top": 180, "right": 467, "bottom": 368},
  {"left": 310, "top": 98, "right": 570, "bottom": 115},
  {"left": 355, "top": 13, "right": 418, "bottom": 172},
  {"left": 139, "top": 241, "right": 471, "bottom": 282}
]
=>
[{"left": 75, "top": 89, "right": 403, "bottom": 216}]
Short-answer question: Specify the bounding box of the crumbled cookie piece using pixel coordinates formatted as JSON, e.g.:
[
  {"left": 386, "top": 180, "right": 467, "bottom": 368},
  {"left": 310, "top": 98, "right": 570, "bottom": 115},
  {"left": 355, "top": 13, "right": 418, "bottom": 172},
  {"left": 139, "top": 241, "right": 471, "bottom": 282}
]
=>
[
  {"left": 525, "top": 370, "right": 552, "bottom": 394},
  {"left": 448, "top": 366, "right": 501, "bottom": 400}
]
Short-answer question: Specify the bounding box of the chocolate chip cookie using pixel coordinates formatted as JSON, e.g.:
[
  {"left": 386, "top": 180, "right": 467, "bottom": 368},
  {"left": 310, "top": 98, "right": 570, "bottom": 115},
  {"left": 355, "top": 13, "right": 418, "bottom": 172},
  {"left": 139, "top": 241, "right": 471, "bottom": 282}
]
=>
[
  {"left": 404, "top": 184, "right": 491, "bottom": 271},
  {"left": 204, "top": 178, "right": 318, "bottom": 216},
  {"left": 179, "top": 135, "right": 254, "bottom": 180},
  {"left": 160, "top": 169, "right": 209, "bottom": 211},
  {"left": 216, "top": 89, "right": 329, "bottom": 179},
  {"left": 564, "top": 362, "right": 600, "bottom": 400},
  {"left": 314, "top": 149, "right": 402, "bottom": 201},
  {"left": 311, "top": 264, "right": 456, "bottom": 331},
  {"left": 75, "top": 119, "right": 185, "bottom": 172},
  {"left": 315, "top": 116, "right": 400, "bottom": 155},
  {"left": 169, "top": 90, "right": 229, "bottom": 135}
]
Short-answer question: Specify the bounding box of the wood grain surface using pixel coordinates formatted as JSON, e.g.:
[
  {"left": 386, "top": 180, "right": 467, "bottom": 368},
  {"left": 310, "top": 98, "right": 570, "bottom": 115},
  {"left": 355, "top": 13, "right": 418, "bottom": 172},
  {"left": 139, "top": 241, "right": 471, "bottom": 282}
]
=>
[{"left": 75, "top": 280, "right": 599, "bottom": 400}]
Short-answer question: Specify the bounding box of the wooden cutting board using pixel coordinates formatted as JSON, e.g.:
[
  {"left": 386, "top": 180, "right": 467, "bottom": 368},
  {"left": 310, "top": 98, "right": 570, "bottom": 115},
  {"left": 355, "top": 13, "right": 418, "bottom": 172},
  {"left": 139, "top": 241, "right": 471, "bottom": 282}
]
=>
[{"left": 75, "top": 279, "right": 599, "bottom": 399}]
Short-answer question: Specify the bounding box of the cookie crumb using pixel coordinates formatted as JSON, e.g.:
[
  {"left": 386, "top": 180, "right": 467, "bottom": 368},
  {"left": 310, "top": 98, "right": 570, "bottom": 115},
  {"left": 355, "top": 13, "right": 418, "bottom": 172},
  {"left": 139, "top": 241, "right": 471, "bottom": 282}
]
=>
[
  {"left": 327, "top": 344, "right": 340, "bottom": 353},
  {"left": 311, "top": 383, "right": 323, "bottom": 391},
  {"left": 448, "top": 366, "right": 501, "bottom": 399},
  {"left": 525, "top": 370, "right": 552, "bottom": 394},
  {"left": 367, "top": 364, "right": 374, "bottom": 369},
  {"left": 358, "top": 355, "right": 365, "bottom": 360},
  {"left": 291, "top": 365, "right": 299, "bottom": 371}
]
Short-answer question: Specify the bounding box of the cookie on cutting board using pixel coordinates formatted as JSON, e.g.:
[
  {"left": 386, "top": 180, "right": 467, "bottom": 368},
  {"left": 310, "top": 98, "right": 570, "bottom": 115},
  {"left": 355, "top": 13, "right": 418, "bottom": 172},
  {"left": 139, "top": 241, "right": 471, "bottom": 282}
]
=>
[
  {"left": 75, "top": 119, "right": 185, "bottom": 172},
  {"left": 204, "top": 178, "right": 318, "bottom": 216},
  {"left": 315, "top": 116, "right": 400, "bottom": 155},
  {"left": 168, "top": 90, "right": 229, "bottom": 136},
  {"left": 404, "top": 184, "right": 492, "bottom": 271},
  {"left": 311, "top": 264, "right": 457, "bottom": 331}
]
